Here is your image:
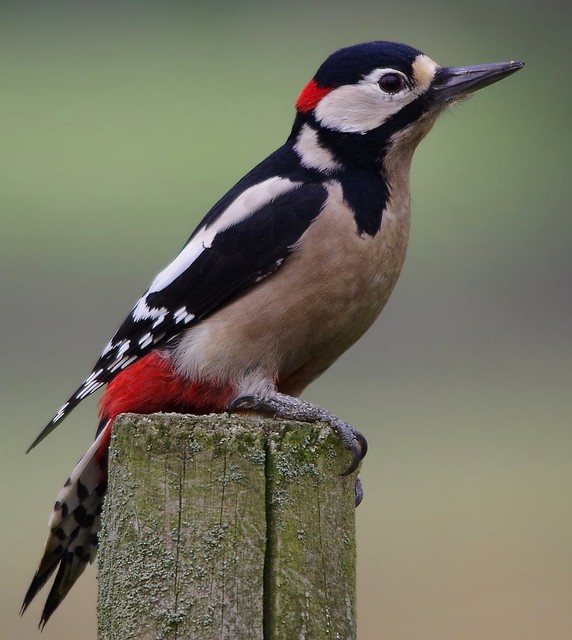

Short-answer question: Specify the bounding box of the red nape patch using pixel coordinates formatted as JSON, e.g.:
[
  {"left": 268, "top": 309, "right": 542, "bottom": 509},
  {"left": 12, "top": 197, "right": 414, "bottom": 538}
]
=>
[{"left": 295, "top": 79, "right": 334, "bottom": 112}]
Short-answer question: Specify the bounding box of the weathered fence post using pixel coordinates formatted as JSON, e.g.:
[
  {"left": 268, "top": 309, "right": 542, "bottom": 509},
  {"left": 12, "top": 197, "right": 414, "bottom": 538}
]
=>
[{"left": 98, "top": 413, "right": 358, "bottom": 640}]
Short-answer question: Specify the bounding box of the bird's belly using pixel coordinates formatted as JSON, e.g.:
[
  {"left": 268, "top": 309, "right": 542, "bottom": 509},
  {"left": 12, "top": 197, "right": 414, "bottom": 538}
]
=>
[{"left": 171, "top": 184, "right": 410, "bottom": 397}]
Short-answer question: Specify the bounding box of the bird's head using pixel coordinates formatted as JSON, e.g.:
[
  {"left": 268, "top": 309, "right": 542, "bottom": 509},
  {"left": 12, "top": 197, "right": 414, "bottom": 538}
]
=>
[{"left": 293, "top": 41, "right": 523, "bottom": 170}]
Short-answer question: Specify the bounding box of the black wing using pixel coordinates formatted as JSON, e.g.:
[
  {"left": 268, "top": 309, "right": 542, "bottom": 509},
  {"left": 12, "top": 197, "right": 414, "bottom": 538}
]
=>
[{"left": 28, "top": 177, "right": 328, "bottom": 451}]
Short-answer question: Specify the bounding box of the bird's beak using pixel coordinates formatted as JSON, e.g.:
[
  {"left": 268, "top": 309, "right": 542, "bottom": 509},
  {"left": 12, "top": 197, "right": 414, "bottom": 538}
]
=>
[{"left": 433, "top": 60, "right": 524, "bottom": 102}]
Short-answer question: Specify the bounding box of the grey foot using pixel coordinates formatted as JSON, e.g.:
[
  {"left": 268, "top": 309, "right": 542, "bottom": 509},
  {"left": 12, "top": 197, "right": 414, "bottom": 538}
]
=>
[{"left": 229, "top": 391, "right": 367, "bottom": 475}]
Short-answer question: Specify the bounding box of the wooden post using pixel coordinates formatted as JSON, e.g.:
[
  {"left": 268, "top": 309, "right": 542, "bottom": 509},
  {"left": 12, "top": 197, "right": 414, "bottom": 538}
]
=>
[{"left": 98, "top": 413, "right": 358, "bottom": 640}]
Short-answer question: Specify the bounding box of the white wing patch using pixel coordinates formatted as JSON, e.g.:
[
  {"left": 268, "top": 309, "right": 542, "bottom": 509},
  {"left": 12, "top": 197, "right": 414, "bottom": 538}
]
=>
[
  {"left": 138, "top": 332, "right": 153, "bottom": 348},
  {"left": 75, "top": 380, "right": 103, "bottom": 400},
  {"left": 117, "top": 340, "right": 131, "bottom": 357},
  {"left": 173, "top": 306, "right": 195, "bottom": 324},
  {"left": 102, "top": 340, "right": 114, "bottom": 356},
  {"left": 132, "top": 298, "right": 169, "bottom": 322},
  {"left": 145, "top": 177, "right": 302, "bottom": 295},
  {"left": 52, "top": 402, "right": 70, "bottom": 424},
  {"left": 108, "top": 355, "right": 136, "bottom": 373}
]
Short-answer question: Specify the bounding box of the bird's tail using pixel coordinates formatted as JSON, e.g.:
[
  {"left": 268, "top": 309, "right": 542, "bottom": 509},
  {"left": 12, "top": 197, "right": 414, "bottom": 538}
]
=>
[
  {"left": 21, "top": 418, "right": 112, "bottom": 628},
  {"left": 22, "top": 352, "right": 233, "bottom": 626}
]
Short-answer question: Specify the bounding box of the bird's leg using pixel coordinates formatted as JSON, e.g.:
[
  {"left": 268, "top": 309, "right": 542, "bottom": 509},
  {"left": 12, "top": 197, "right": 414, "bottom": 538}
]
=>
[{"left": 228, "top": 391, "right": 367, "bottom": 477}]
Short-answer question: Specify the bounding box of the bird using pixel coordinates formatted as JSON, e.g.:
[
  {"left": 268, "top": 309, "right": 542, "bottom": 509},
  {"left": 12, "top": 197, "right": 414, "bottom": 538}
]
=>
[{"left": 21, "top": 41, "right": 523, "bottom": 626}]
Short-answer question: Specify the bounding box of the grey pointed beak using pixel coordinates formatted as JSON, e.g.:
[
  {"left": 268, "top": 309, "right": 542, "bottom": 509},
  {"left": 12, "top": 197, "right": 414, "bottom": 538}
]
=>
[{"left": 433, "top": 60, "right": 524, "bottom": 101}]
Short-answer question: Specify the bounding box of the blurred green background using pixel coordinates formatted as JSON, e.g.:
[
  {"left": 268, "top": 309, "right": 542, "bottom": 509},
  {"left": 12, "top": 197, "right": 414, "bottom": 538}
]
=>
[{"left": 1, "top": 1, "right": 570, "bottom": 638}]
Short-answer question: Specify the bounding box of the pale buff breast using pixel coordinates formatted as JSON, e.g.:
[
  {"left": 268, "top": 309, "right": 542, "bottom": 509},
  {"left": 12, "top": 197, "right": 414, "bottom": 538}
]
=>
[{"left": 170, "top": 178, "right": 412, "bottom": 397}]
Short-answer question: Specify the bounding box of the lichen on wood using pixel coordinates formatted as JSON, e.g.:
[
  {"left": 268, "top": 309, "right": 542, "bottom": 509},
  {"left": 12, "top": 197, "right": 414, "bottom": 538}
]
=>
[{"left": 98, "top": 413, "right": 357, "bottom": 640}]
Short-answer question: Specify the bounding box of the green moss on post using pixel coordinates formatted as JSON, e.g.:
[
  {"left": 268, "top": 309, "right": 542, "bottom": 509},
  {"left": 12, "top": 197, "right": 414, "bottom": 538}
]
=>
[
  {"left": 98, "top": 413, "right": 357, "bottom": 640},
  {"left": 264, "top": 424, "right": 357, "bottom": 639}
]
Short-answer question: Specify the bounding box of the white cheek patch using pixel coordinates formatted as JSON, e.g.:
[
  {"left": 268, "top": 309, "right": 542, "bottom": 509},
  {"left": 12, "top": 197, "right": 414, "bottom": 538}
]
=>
[
  {"left": 314, "top": 81, "right": 404, "bottom": 134},
  {"left": 314, "top": 56, "right": 438, "bottom": 135}
]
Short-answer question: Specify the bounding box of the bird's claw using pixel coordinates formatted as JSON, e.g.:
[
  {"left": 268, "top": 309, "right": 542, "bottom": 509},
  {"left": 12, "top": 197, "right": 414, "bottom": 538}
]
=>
[
  {"left": 354, "top": 476, "right": 364, "bottom": 507},
  {"left": 228, "top": 392, "right": 367, "bottom": 476},
  {"left": 334, "top": 422, "right": 368, "bottom": 476},
  {"left": 228, "top": 395, "right": 263, "bottom": 414}
]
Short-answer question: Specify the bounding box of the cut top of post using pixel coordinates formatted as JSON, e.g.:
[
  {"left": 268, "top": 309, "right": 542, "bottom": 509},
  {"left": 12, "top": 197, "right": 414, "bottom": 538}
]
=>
[{"left": 98, "top": 413, "right": 358, "bottom": 640}]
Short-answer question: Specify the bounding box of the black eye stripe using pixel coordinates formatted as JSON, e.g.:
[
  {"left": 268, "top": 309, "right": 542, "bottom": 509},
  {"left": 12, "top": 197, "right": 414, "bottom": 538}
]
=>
[{"left": 378, "top": 73, "right": 407, "bottom": 94}]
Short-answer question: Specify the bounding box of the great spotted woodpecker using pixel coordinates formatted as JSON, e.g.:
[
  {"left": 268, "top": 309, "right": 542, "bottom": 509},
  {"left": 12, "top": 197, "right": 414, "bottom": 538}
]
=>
[{"left": 22, "top": 41, "right": 523, "bottom": 625}]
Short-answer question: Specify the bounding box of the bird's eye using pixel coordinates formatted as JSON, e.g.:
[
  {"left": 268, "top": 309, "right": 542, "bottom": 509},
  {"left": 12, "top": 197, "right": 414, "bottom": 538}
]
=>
[{"left": 378, "top": 73, "right": 407, "bottom": 94}]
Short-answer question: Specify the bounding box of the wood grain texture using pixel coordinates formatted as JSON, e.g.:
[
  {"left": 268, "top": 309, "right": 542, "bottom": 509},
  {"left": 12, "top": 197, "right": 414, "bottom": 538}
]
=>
[{"left": 98, "top": 413, "right": 357, "bottom": 640}]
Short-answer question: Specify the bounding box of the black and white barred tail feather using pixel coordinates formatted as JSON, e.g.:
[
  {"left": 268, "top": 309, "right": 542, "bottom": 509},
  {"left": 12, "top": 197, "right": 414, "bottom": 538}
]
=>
[{"left": 22, "top": 420, "right": 111, "bottom": 627}]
